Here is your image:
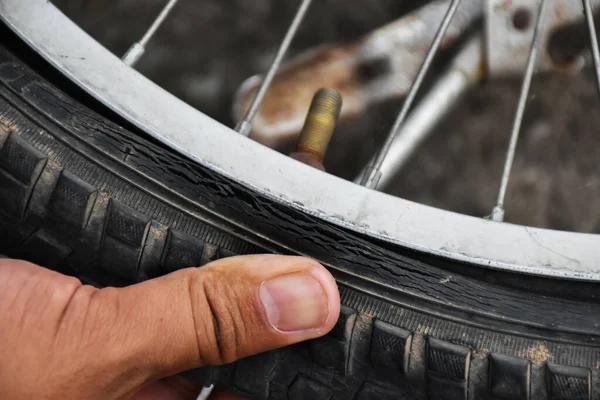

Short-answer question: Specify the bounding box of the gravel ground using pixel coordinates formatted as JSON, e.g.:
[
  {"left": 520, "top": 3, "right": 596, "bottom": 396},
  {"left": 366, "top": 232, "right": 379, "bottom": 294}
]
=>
[{"left": 55, "top": 0, "right": 600, "bottom": 233}]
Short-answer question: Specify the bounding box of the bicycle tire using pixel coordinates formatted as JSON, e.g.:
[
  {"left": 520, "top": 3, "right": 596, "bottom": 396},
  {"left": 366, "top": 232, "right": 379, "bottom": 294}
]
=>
[{"left": 1, "top": 38, "right": 600, "bottom": 400}]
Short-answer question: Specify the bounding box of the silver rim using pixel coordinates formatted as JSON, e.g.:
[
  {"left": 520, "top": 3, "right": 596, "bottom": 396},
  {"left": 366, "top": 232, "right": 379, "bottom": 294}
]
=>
[{"left": 2, "top": 0, "right": 600, "bottom": 280}]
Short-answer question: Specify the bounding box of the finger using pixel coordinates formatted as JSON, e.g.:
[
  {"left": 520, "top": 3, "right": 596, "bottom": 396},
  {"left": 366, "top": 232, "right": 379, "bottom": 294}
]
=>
[{"left": 56, "top": 255, "right": 340, "bottom": 388}]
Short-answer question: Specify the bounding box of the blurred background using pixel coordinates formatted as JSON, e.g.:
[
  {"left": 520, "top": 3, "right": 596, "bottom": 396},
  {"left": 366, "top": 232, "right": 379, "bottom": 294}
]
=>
[{"left": 54, "top": 0, "right": 600, "bottom": 233}]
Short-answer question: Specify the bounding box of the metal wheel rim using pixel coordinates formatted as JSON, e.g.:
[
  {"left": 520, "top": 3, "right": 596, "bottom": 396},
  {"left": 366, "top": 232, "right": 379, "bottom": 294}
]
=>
[{"left": 2, "top": 0, "right": 599, "bottom": 280}]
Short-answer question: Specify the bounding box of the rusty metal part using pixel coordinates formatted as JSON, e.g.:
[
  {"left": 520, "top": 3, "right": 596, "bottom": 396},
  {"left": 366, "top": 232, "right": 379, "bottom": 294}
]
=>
[
  {"left": 233, "top": 0, "right": 481, "bottom": 147},
  {"left": 290, "top": 88, "right": 342, "bottom": 170},
  {"left": 295, "top": 89, "right": 342, "bottom": 160},
  {"left": 486, "top": 0, "right": 600, "bottom": 76},
  {"left": 234, "top": 45, "right": 360, "bottom": 148},
  {"left": 234, "top": 0, "right": 600, "bottom": 150}
]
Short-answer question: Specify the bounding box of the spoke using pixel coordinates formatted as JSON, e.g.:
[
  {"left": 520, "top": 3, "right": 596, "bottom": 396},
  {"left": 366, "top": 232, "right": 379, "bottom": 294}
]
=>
[
  {"left": 491, "top": 0, "right": 551, "bottom": 222},
  {"left": 122, "top": 0, "right": 180, "bottom": 67},
  {"left": 583, "top": 0, "right": 600, "bottom": 98},
  {"left": 197, "top": 385, "right": 214, "bottom": 400},
  {"left": 359, "top": 0, "right": 463, "bottom": 189},
  {"left": 235, "top": 0, "right": 314, "bottom": 137}
]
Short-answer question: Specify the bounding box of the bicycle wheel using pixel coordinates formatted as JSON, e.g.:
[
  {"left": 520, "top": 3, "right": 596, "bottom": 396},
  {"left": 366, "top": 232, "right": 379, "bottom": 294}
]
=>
[{"left": 2, "top": 0, "right": 600, "bottom": 399}]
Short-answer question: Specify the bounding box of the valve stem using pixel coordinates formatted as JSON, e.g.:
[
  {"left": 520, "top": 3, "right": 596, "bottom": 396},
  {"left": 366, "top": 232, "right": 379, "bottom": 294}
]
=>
[{"left": 290, "top": 88, "right": 342, "bottom": 170}]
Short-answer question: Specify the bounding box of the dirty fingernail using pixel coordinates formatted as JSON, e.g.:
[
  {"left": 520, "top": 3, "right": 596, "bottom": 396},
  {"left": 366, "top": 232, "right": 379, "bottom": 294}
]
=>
[{"left": 260, "top": 273, "right": 329, "bottom": 332}]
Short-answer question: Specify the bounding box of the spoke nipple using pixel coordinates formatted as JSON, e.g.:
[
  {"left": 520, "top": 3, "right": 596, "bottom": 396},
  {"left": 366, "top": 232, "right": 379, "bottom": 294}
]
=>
[
  {"left": 490, "top": 206, "right": 505, "bottom": 222},
  {"left": 235, "top": 120, "right": 252, "bottom": 137},
  {"left": 122, "top": 42, "right": 145, "bottom": 67},
  {"left": 290, "top": 88, "right": 342, "bottom": 170}
]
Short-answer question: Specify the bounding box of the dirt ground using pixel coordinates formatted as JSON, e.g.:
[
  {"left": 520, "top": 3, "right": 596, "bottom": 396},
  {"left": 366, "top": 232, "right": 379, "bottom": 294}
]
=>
[{"left": 55, "top": 0, "right": 600, "bottom": 233}]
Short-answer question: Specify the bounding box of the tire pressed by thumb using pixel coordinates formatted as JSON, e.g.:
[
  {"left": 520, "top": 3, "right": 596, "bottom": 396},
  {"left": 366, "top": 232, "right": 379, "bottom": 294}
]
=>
[{"left": 68, "top": 255, "right": 340, "bottom": 393}]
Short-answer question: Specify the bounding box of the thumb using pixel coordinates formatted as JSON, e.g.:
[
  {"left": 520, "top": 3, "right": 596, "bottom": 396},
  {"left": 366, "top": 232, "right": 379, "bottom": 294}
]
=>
[{"left": 61, "top": 255, "right": 340, "bottom": 392}]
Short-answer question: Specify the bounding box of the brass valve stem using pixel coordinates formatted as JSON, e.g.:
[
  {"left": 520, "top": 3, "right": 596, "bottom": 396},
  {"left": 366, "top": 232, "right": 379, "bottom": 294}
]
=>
[{"left": 291, "top": 88, "right": 342, "bottom": 170}]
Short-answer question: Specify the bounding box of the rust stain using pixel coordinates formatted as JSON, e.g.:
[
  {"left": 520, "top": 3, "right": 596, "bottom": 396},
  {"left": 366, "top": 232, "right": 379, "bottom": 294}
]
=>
[
  {"left": 475, "top": 55, "right": 488, "bottom": 82},
  {"left": 472, "top": 348, "right": 490, "bottom": 359},
  {"left": 236, "top": 44, "right": 361, "bottom": 145},
  {"left": 526, "top": 343, "right": 552, "bottom": 364},
  {"left": 0, "top": 113, "right": 17, "bottom": 134},
  {"left": 415, "top": 325, "right": 432, "bottom": 335},
  {"left": 154, "top": 229, "right": 167, "bottom": 240},
  {"left": 553, "top": 3, "right": 566, "bottom": 23}
]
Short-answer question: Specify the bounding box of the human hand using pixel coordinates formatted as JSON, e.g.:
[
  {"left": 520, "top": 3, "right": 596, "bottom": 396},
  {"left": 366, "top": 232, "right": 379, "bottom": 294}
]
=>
[{"left": 0, "top": 255, "right": 340, "bottom": 399}]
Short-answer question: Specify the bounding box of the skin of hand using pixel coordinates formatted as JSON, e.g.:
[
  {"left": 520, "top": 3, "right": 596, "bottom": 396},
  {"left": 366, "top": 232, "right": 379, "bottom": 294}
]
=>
[{"left": 0, "top": 255, "right": 340, "bottom": 400}]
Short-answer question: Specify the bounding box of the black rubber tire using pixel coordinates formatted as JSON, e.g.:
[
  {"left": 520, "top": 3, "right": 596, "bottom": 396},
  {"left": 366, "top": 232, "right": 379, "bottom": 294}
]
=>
[{"left": 1, "top": 40, "right": 600, "bottom": 400}]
